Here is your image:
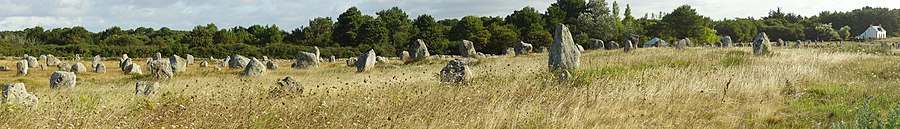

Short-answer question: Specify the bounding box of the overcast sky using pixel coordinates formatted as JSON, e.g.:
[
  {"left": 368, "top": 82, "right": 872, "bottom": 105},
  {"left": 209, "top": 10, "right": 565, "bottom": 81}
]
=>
[{"left": 0, "top": 0, "right": 896, "bottom": 32}]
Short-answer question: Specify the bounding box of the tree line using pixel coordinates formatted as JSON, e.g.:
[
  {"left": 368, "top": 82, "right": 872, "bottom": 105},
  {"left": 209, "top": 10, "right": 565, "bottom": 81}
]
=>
[{"left": 1, "top": 0, "right": 898, "bottom": 59}]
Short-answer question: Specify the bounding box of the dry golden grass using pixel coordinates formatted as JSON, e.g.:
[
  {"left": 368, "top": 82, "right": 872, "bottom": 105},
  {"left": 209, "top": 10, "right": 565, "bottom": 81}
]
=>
[{"left": 0, "top": 43, "right": 898, "bottom": 128}]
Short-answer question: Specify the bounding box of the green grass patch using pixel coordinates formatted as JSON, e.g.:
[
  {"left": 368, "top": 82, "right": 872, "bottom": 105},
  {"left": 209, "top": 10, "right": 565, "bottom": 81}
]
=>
[
  {"left": 717, "top": 50, "right": 750, "bottom": 67},
  {"left": 778, "top": 81, "right": 900, "bottom": 128}
]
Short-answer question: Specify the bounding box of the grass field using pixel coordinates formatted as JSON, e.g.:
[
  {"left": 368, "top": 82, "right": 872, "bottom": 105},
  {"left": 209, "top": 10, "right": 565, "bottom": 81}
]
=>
[{"left": 1, "top": 42, "right": 898, "bottom": 128}]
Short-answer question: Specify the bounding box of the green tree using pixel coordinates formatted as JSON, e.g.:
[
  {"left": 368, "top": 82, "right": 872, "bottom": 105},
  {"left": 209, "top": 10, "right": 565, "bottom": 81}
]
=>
[
  {"left": 486, "top": 23, "right": 519, "bottom": 54},
  {"left": 358, "top": 20, "right": 392, "bottom": 56},
  {"left": 449, "top": 16, "right": 491, "bottom": 50},
  {"left": 303, "top": 17, "right": 334, "bottom": 47},
  {"left": 838, "top": 25, "right": 851, "bottom": 40},
  {"left": 333, "top": 7, "right": 372, "bottom": 46},
  {"left": 575, "top": 0, "right": 624, "bottom": 41},
  {"left": 661, "top": 5, "right": 712, "bottom": 41},
  {"left": 414, "top": 14, "right": 452, "bottom": 54},
  {"left": 507, "top": 7, "right": 553, "bottom": 47},
  {"left": 376, "top": 7, "right": 416, "bottom": 51}
]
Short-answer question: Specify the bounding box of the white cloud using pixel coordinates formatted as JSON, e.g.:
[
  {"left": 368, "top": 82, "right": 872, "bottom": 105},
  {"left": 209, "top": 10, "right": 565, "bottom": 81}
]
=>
[{"left": 0, "top": 0, "right": 896, "bottom": 32}]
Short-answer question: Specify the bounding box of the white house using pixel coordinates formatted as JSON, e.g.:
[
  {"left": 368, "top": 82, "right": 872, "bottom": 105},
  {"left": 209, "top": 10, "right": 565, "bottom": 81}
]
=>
[{"left": 855, "top": 25, "right": 887, "bottom": 39}]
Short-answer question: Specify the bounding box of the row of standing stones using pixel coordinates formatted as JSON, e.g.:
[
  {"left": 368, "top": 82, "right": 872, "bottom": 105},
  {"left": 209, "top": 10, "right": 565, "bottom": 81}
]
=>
[{"left": 3, "top": 23, "right": 785, "bottom": 107}]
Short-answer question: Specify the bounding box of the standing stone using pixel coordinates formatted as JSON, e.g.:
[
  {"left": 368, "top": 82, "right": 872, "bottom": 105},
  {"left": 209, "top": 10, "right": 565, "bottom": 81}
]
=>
[
  {"left": 576, "top": 44, "right": 585, "bottom": 52},
  {"left": 606, "top": 41, "right": 620, "bottom": 50},
  {"left": 0, "top": 66, "right": 8, "bottom": 71},
  {"left": 328, "top": 56, "right": 336, "bottom": 62},
  {"left": 57, "top": 62, "right": 70, "bottom": 71},
  {"left": 409, "top": 39, "right": 430, "bottom": 61},
  {"left": 439, "top": 58, "right": 474, "bottom": 83},
  {"left": 94, "top": 63, "right": 106, "bottom": 73},
  {"left": 74, "top": 54, "right": 81, "bottom": 61},
  {"left": 134, "top": 81, "right": 159, "bottom": 95},
  {"left": 241, "top": 58, "right": 266, "bottom": 76},
  {"left": 199, "top": 61, "right": 209, "bottom": 67},
  {"left": 169, "top": 54, "right": 187, "bottom": 73},
  {"left": 346, "top": 58, "right": 358, "bottom": 67},
  {"left": 588, "top": 39, "right": 604, "bottom": 49},
  {"left": 186, "top": 54, "right": 195, "bottom": 65},
  {"left": 228, "top": 54, "right": 250, "bottom": 68},
  {"left": 26, "top": 56, "right": 38, "bottom": 68},
  {"left": 39, "top": 55, "right": 48, "bottom": 63},
  {"left": 722, "top": 36, "right": 733, "bottom": 47},
  {"left": 152, "top": 52, "right": 162, "bottom": 60},
  {"left": 47, "top": 55, "right": 61, "bottom": 66},
  {"left": 120, "top": 58, "right": 133, "bottom": 71},
  {"left": 266, "top": 61, "right": 278, "bottom": 70},
  {"left": 515, "top": 41, "right": 534, "bottom": 56},
  {"left": 2, "top": 83, "right": 39, "bottom": 107},
  {"left": 623, "top": 40, "right": 634, "bottom": 53},
  {"left": 16, "top": 60, "right": 28, "bottom": 76},
  {"left": 400, "top": 51, "right": 410, "bottom": 61},
  {"left": 794, "top": 40, "right": 802, "bottom": 48},
  {"left": 536, "top": 47, "right": 548, "bottom": 53},
  {"left": 505, "top": 48, "right": 515, "bottom": 55},
  {"left": 270, "top": 76, "right": 304, "bottom": 97},
  {"left": 50, "top": 71, "right": 77, "bottom": 88},
  {"left": 458, "top": 40, "right": 478, "bottom": 57},
  {"left": 71, "top": 62, "right": 87, "bottom": 73},
  {"left": 92, "top": 55, "right": 101, "bottom": 68},
  {"left": 675, "top": 38, "right": 688, "bottom": 49},
  {"left": 125, "top": 63, "right": 142, "bottom": 75},
  {"left": 312, "top": 47, "right": 321, "bottom": 60},
  {"left": 356, "top": 49, "right": 377, "bottom": 72},
  {"left": 149, "top": 60, "right": 174, "bottom": 80},
  {"left": 752, "top": 32, "right": 772, "bottom": 55},
  {"left": 293, "top": 51, "right": 319, "bottom": 69},
  {"left": 777, "top": 38, "right": 785, "bottom": 47},
  {"left": 548, "top": 24, "right": 581, "bottom": 72}
]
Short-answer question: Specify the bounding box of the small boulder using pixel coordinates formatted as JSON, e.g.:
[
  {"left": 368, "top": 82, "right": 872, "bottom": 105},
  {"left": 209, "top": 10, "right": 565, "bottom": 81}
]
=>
[
  {"left": 270, "top": 76, "right": 304, "bottom": 97},
  {"left": 70, "top": 62, "right": 87, "bottom": 73},
  {"left": 47, "top": 56, "right": 61, "bottom": 66},
  {"left": 57, "top": 62, "right": 71, "bottom": 71},
  {"left": 440, "top": 58, "right": 474, "bottom": 83},
  {"left": 588, "top": 39, "right": 604, "bottom": 49},
  {"left": 266, "top": 61, "right": 278, "bottom": 70},
  {"left": 119, "top": 58, "right": 132, "bottom": 71},
  {"left": 92, "top": 55, "right": 102, "bottom": 68},
  {"left": 125, "top": 63, "right": 142, "bottom": 75},
  {"left": 50, "top": 71, "right": 77, "bottom": 88},
  {"left": 94, "top": 63, "right": 106, "bottom": 73},
  {"left": 149, "top": 60, "right": 174, "bottom": 80},
  {"left": 2, "top": 83, "right": 39, "bottom": 107},
  {"left": 199, "top": 61, "right": 209, "bottom": 67},
  {"left": 186, "top": 54, "right": 195, "bottom": 64},
  {"left": 515, "top": 41, "right": 534, "bottom": 56},
  {"left": 228, "top": 54, "right": 250, "bottom": 68},
  {"left": 134, "top": 81, "right": 159, "bottom": 95},
  {"left": 400, "top": 51, "right": 410, "bottom": 61},
  {"left": 26, "top": 56, "right": 38, "bottom": 68},
  {"left": 293, "top": 51, "right": 319, "bottom": 69},
  {"left": 606, "top": 41, "right": 620, "bottom": 50},
  {"left": 328, "top": 56, "right": 336, "bottom": 62},
  {"left": 241, "top": 58, "right": 266, "bottom": 76}
]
